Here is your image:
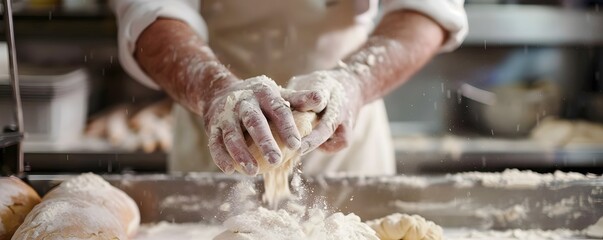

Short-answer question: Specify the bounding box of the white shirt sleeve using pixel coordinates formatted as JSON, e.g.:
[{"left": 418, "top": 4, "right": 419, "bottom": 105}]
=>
[
  {"left": 110, "top": 0, "right": 208, "bottom": 89},
  {"left": 380, "top": 0, "right": 468, "bottom": 52}
]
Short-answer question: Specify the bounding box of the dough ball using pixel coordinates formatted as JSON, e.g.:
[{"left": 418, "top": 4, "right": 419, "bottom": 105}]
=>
[
  {"left": 12, "top": 173, "right": 140, "bottom": 239},
  {"left": 0, "top": 177, "right": 41, "bottom": 240},
  {"left": 42, "top": 173, "right": 140, "bottom": 236},
  {"left": 365, "top": 213, "right": 443, "bottom": 240},
  {"left": 11, "top": 198, "right": 125, "bottom": 240}
]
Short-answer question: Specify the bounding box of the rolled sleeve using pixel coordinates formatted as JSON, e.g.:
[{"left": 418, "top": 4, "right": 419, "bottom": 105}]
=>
[
  {"left": 381, "top": 0, "right": 468, "bottom": 52},
  {"left": 110, "top": 0, "right": 208, "bottom": 89}
]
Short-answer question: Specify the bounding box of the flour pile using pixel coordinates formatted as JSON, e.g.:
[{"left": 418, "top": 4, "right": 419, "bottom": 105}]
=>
[{"left": 214, "top": 207, "right": 378, "bottom": 240}]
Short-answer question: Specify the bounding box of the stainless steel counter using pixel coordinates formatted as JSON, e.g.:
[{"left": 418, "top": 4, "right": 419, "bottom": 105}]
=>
[{"left": 27, "top": 172, "right": 603, "bottom": 231}]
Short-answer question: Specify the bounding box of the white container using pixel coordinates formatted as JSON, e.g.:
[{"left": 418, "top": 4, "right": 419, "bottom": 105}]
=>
[{"left": 0, "top": 67, "right": 88, "bottom": 144}]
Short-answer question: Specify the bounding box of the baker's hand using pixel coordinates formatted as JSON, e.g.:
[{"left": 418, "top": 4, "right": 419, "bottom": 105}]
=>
[
  {"left": 203, "top": 75, "right": 317, "bottom": 175},
  {"left": 285, "top": 70, "right": 364, "bottom": 155}
]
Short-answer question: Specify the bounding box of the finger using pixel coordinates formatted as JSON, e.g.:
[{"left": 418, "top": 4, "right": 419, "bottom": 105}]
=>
[
  {"left": 222, "top": 121, "right": 259, "bottom": 175},
  {"left": 281, "top": 89, "right": 327, "bottom": 112},
  {"left": 208, "top": 127, "right": 235, "bottom": 174},
  {"left": 257, "top": 89, "right": 301, "bottom": 150},
  {"left": 299, "top": 117, "right": 339, "bottom": 155},
  {"left": 240, "top": 100, "right": 282, "bottom": 165},
  {"left": 319, "top": 124, "right": 348, "bottom": 152}
]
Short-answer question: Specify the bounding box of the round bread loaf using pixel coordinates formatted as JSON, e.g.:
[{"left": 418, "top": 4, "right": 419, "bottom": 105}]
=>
[
  {"left": 0, "top": 177, "right": 41, "bottom": 240},
  {"left": 11, "top": 173, "right": 140, "bottom": 239}
]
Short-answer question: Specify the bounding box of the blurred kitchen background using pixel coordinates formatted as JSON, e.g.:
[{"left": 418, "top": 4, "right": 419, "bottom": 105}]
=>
[{"left": 1, "top": 0, "right": 602, "bottom": 174}]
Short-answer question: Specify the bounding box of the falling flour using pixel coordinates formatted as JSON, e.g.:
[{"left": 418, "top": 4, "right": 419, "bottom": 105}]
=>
[{"left": 241, "top": 108, "right": 317, "bottom": 207}]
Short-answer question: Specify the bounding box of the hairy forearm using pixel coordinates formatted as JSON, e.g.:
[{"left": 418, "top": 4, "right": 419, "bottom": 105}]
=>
[
  {"left": 339, "top": 10, "right": 446, "bottom": 104},
  {"left": 135, "top": 19, "right": 237, "bottom": 115}
]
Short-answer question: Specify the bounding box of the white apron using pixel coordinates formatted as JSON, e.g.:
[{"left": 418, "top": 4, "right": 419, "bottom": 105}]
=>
[{"left": 169, "top": 0, "right": 395, "bottom": 176}]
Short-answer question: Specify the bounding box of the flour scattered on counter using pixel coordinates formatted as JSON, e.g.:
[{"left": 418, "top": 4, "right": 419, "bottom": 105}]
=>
[
  {"left": 214, "top": 207, "right": 378, "bottom": 240},
  {"left": 449, "top": 169, "right": 593, "bottom": 189},
  {"left": 332, "top": 169, "right": 596, "bottom": 190},
  {"left": 160, "top": 195, "right": 216, "bottom": 212},
  {"left": 446, "top": 228, "right": 581, "bottom": 240},
  {"left": 474, "top": 205, "right": 529, "bottom": 228},
  {"left": 134, "top": 222, "right": 224, "bottom": 240},
  {"left": 391, "top": 199, "right": 530, "bottom": 229},
  {"left": 345, "top": 174, "right": 429, "bottom": 189},
  {"left": 391, "top": 199, "right": 469, "bottom": 213},
  {"left": 542, "top": 197, "right": 576, "bottom": 218}
]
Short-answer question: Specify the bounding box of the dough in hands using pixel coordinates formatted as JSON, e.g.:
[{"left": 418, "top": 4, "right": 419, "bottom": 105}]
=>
[
  {"left": 236, "top": 111, "right": 317, "bottom": 206},
  {"left": 11, "top": 173, "right": 140, "bottom": 240},
  {"left": 365, "top": 213, "right": 443, "bottom": 240},
  {"left": 0, "top": 177, "right": 41, "bottom": 240}
]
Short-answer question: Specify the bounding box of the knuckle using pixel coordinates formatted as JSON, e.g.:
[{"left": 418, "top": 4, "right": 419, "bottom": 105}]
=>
[
  {"left": 308, "top": 91, "right": 324, "bottom": 103},
  {"left": 208, "top": 129, "right": 221, "bottom": 143},
  {"left": 233, "top": 153, "right": 252, "bottom": 165},
  {"left": 241, "top": 110, "right": 262, "bottom": 128},
  {"left": 258, "top": 137, "right": 276, "bottom": 149},
  {"left": 222, "top": 129, "right": 239, "bottom": 144},
  {"left": 280, "top": 122, "right": 297, "bottom": 134},
  {"left": 230, "top": 148, "right": 245, "bottom": 160},
  {"left": 271, "top": 102, "right": 290, "bottom": 116},
  {"left": 252, "top": 81, "right": 275, "bottom": 93}
]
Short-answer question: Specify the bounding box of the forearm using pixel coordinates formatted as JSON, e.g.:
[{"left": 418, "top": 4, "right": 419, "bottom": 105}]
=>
[
  {"left": 340, "top": 10, "right": 446, "bottom": 104},
  {"left": 135, "top": 19, "right": 237, "bottom": 115}
]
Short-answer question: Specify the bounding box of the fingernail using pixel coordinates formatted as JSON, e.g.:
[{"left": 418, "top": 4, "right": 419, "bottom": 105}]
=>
[
  {"left": 300, "top": 141, "right": 310, "bottom": 155},
  {"left": 267, "top": 152, "right": 282, "bottom": 165},
  {"left": 287, "top": 136, "right": 301, "bottom": 149},
  {"left": 243, "top": 162, "right": 258, "bottom": 176}
]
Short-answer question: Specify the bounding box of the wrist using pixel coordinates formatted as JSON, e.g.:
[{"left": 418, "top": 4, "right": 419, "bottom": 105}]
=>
[
  {"left": 197, "top": 64, "right": 240, "bottom": 115},
  {"left": 329, "top": 67, "right": 366, "bottom": 107}
]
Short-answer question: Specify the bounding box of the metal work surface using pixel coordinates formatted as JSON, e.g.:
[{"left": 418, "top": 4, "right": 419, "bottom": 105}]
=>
[{"left": 28, "top": 172, "right": 603, "bottom": 231}]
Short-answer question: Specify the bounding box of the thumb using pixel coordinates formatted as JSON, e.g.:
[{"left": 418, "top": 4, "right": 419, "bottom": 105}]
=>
[
  {"left": 319, "top": 124, "right": 348, "bottom": 152},
  {"left": 281, "top": 89, "right": 328, "bottom": 112}
]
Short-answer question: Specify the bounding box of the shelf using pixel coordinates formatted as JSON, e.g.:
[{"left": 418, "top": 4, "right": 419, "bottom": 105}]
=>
[
  {"left": 464, "top": 5, "right": 603, "bottom": 46},
  {"left": 394, "top": 136, "right": 603, "bottom": 174}
]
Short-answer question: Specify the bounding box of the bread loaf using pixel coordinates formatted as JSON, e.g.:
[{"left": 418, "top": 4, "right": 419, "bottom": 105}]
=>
[
  {"left": 0, "top": 177, "right": 41, "bottom": 240},
  {"left": 11, "top": 173, "right": 140, "bottom": 239}
]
